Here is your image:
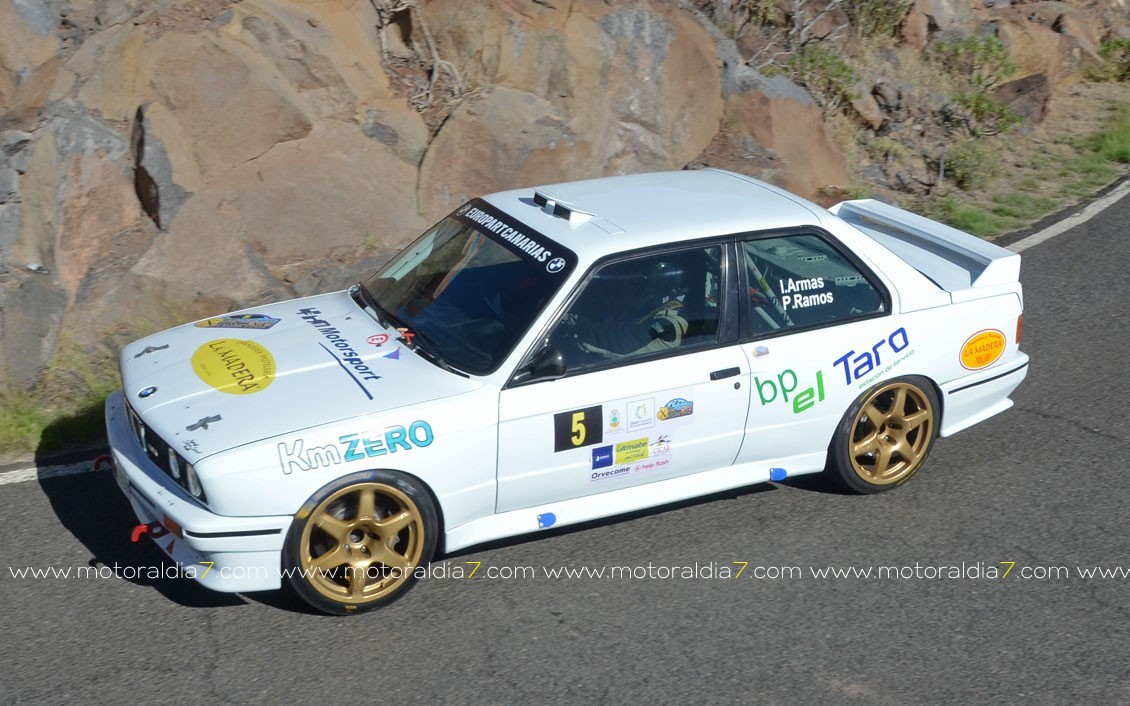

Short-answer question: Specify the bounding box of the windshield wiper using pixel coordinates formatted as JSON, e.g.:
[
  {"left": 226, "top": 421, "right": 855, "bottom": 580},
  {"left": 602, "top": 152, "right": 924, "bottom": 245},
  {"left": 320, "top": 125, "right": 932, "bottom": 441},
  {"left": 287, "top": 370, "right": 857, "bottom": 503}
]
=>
[
  {"left": 350, "top": 283, "right": 392, "bottom": 329},
  {"left": 405, "top": 329, "right": 469, "bottom": 378}
]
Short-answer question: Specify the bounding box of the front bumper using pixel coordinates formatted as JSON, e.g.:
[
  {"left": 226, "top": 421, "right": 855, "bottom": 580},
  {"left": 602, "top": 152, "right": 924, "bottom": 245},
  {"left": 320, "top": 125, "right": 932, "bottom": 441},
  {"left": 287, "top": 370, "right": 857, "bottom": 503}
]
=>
[{"left": 105, "top": 390, "right": 292, "bottom": 592}]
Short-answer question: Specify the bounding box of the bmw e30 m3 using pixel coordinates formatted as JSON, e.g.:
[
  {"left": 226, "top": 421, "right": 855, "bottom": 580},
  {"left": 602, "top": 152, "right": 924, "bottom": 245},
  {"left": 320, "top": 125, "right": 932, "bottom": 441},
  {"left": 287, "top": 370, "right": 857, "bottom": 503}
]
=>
[{"left": 106, "top": 169, "right": 1028, "bottom": 614}]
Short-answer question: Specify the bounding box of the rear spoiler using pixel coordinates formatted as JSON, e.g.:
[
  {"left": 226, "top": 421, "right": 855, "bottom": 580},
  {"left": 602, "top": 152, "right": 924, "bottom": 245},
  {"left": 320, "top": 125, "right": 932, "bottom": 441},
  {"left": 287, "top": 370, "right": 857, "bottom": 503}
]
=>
[{"left": 829, "top": 199, "right": 1020, "bottom": 292}]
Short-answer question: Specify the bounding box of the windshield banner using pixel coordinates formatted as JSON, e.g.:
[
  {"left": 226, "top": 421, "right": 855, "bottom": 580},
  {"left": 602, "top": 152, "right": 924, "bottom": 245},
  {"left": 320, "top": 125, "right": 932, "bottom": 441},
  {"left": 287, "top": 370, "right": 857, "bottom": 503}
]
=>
[{"left": 454, "top": 200, "right": 574, "bottom": 275}]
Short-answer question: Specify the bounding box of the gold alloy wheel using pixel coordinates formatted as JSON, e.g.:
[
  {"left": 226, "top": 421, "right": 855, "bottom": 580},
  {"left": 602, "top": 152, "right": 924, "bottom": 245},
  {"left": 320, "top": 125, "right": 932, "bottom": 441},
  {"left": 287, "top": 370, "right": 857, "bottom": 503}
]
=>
[
  {"left": 848, "top": 381, "right": 935, "bottom": 486},
  {"left": 298, "top": 482, "right": 426, "bottom": 605}
]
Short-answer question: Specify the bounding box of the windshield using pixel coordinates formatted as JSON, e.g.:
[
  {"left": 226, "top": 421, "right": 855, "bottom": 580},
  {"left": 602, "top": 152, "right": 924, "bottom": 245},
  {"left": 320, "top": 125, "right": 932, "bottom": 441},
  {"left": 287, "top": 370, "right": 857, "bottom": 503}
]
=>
[{"left": 363, "top": 200, "right": 576, "bottom": 375}]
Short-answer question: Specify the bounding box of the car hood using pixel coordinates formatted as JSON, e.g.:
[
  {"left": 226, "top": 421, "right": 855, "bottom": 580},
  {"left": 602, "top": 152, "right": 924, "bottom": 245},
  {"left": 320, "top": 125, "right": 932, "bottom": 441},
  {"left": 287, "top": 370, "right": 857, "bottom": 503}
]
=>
[{"left": 119, "top": 290, "right": 484, "bottom": 459}]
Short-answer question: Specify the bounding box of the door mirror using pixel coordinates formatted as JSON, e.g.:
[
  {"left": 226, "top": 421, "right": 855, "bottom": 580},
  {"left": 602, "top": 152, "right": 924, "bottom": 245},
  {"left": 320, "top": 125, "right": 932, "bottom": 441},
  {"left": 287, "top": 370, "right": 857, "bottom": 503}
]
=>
[{"left": 512, "top": 345, "right": 566, "bottom": 385}]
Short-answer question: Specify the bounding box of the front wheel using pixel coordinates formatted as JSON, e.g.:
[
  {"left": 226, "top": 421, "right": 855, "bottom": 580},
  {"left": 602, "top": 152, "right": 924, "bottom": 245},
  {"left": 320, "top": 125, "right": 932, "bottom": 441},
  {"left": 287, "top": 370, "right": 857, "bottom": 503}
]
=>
[
  {"left": 829, "top": 376, "right": 939, "bottom": 494},
  {"left": 282, "top": 471, "right": 438, "bottom": 615}
]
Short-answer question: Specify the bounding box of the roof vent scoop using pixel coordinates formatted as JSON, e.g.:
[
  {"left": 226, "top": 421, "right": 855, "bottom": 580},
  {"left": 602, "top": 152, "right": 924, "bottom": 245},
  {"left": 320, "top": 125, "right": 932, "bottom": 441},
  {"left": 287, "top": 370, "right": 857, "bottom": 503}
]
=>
[{"left": 532, "top": 190, "right": 595, "bottom": 225}]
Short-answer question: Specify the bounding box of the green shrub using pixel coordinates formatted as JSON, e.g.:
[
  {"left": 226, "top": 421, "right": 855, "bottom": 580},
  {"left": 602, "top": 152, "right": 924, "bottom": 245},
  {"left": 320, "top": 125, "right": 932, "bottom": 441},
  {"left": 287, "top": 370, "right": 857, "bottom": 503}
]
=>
[
  {"left": 933, "top": 35, "right": 1016, "bottom": 90},
  {"left": 1087, "top": 106, "right": 1130, "bottom": 163},
  {"left": 1091, "top": 39, "right": 1130, "bottom": 82},
  {"left": 868, "top": 135, "right": 911, "bottom": 162},
  {"left": 844, "top": 0, "right": 910, "bottom": 39},
  {"left": 787, "top": 43, "right": 857, "bottom": 112},
  {"left": 944, "top": 140, "right": 1000, "bottom": 190},
  {"left": 950, "top": 92, "right": 1023, "bottom": 136}
]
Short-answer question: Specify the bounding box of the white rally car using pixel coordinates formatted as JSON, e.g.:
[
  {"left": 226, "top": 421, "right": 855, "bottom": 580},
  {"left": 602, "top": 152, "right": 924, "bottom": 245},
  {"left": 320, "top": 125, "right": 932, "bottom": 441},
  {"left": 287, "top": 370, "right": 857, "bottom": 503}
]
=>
[{"left": 106, "top": 169, "right": 1028, "bottom": 614}]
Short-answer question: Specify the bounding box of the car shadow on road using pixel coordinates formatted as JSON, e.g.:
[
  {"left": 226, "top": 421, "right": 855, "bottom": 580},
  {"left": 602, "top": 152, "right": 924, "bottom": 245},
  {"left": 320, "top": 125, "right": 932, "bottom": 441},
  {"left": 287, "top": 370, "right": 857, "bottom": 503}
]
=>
[{"left": 35, "top": 442, "right": 247, "bottom": 610}]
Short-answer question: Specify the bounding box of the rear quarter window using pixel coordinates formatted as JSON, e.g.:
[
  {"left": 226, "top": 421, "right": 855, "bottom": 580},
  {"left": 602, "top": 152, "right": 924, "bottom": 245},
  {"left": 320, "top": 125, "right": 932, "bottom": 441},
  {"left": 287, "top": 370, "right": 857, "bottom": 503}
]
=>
[{"left": 743, "top": 233, "right": 885, "bottom": 335}]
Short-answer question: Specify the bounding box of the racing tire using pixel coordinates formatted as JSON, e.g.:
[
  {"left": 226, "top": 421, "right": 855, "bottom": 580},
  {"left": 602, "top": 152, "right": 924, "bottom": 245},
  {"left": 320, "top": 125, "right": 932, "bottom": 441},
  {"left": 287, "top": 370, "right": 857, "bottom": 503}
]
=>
[
  {"left": 829, "top": 376, "right": 939, "bottom": 494},
  {"left": 282, "top": 470, "right": 438, "bottom": 615}
]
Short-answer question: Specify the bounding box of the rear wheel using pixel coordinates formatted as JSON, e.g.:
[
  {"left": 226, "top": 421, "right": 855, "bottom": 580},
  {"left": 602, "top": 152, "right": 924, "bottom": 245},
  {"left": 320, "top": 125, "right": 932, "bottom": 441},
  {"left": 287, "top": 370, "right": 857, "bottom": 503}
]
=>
[
  {"left": 283, "top": 471, "right": 437, "bottom": 615},
  {"left": 829, "top": 377, "right": 938, "bottom": 494}
]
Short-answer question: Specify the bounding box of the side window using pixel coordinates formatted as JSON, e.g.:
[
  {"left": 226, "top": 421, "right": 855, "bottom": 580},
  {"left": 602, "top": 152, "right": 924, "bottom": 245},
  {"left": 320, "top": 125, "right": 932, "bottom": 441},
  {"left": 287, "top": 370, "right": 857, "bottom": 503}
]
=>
[
  {"left": 548, "top": 245, "right": 722, "bottom": 370},
  {"left": 743, "top": 234, "right": 884, "bottom": 335}
]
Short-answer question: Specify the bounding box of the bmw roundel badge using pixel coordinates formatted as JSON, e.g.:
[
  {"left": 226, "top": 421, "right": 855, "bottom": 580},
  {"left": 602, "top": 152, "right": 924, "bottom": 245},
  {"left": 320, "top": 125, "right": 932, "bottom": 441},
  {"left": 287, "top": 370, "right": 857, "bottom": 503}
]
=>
[{"left": 138, "top": 386, "right": 158, "bottom": 399}]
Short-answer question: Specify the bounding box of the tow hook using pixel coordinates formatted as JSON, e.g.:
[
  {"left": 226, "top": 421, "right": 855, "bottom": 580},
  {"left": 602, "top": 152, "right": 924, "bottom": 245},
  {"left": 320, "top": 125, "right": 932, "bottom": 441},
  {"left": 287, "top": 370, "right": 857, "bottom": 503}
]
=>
[
  {"left": 130, "top": 521, "right": 167, "bottom": 543},
  {"left": 92, "top": 454, "right": 113, "bottom": 472}
]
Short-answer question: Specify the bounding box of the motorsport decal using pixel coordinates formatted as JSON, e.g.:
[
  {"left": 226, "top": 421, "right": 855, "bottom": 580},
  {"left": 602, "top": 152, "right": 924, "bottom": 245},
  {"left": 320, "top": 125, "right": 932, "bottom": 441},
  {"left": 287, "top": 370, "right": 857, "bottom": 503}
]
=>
[
  {"left": 368, "top": 333, "right": 391, "bottom": 346},
  {"left": 298, "top": 307, "right": 382, "bottom": 399},
  {"left": 755, "top": 369, "right": 826, "bottom": 414},
  {"left": 278, "top": 421, "right": 434, "bottom": 474},
  {"left": 833, "top": 327, "right": 911, "bottom": 386},
  {"left": 960, "top": 329, "right": 1005, "bottom": 370},
  {"left": 195, "top": 313, "right": 280, "bottom": 330},
  {"left": 191, "top": 339, "right": 276, "bottom": 395},
  {"left": 658, "top": 398, "right": 693, "bottom": 420},
  {"left": 778, "top": 277, "right": 833, "bottom": 311},
  {"left": 554, "top": 405, "right": 603, "bottom": 452}
]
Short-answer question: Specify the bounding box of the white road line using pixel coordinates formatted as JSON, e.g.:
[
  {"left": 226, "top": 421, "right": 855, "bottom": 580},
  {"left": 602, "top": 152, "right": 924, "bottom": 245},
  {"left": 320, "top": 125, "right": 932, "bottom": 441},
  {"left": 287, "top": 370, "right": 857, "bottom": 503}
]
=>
[
  {"left": 0, "top": 461, "right": 98, "bottom": 486},
  {"left": 1006, "top": 178, "right": 1130, "bottom": 253},
  {"left": 2, "top": 175, "right": 1127, "bottom": 488}
]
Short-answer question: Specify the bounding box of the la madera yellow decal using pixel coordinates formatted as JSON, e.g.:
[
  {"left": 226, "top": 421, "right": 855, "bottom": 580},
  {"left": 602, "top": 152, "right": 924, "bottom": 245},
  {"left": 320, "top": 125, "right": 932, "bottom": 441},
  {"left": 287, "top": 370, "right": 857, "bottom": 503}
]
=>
[{"left": 192, "top": 339, "right": 276, "bottom": 395}]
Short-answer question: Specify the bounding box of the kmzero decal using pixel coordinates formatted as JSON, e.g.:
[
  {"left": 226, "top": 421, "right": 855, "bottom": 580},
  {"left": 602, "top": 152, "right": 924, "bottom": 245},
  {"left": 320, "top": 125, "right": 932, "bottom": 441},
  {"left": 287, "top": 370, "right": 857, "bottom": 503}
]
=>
[
  {"left": 278, "top": 421, "right": 434, "bottom": 474},
  {"left": 554, "top": 405, "right": 603, "bottom": 452},
  {"left": 191, "top": 339, "right": 276, "bottom": 395},
  {"left": 833, "top": 327, "right": 910, "bottom": 386},
  {"left": 195, "top": 313, "right": 280, "bottom": 330},
  {"left": 299, "top": 307, "right": 381, "bottom": 399},
  {"left": 755, "top": 369, "right": 826, "bottom": 414},
  {"left": 460, "top": 206, "right": 551, "bottom": 262},
  {"left": 960, "top": 329, "right": 1005, "bottom": 370}
]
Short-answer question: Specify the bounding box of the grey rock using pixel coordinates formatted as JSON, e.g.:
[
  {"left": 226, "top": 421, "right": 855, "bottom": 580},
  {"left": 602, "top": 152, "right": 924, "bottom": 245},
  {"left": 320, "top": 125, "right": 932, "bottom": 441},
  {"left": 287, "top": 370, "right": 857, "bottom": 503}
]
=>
[
  {"left": 0, "top": 273, "right": 68, "bottom": 387},
  {"left": 11, "top": 0, "right": 55, "bottom": 38},
  {"left": 132, "top": 105, "right": 191, "bottom": 230},
  {"left": 44, "top": 101, "right": 130, "bottom": 161},
  {"left": 0, "top": 168, "right": 18, "bottom": 204},
  {"left": 873, "top": 82, "right": 902, "bottom": 112},
  {"left": 0, "top": 203, "right": 20, "bottom": 262},
  {"left": 1, "top": 131, "right": 35, "bottom": 174}
]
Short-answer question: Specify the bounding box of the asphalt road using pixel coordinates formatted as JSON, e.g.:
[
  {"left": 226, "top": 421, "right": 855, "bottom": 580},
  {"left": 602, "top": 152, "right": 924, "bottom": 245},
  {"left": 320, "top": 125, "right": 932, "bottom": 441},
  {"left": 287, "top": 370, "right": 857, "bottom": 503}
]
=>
[{"left": 2, "top": 194, "right": 1128, "bottom": 705}]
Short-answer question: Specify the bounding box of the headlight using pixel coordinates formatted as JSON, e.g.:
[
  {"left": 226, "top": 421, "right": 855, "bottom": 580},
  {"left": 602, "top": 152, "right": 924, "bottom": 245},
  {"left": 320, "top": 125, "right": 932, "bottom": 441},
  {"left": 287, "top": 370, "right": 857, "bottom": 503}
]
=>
[
  {"left": 185, "top": 463, "right": 203, "bottom": 498},
  {"left": 167, "top": 448, "right": 182, "bottom": 480}
]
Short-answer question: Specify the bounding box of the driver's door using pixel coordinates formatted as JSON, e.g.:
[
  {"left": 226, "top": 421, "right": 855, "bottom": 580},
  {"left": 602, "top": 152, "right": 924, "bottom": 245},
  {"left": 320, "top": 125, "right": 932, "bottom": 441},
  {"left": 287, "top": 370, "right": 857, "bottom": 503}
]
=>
[{"left": 495, "top": 243, "right": 749, "bottom": 513}]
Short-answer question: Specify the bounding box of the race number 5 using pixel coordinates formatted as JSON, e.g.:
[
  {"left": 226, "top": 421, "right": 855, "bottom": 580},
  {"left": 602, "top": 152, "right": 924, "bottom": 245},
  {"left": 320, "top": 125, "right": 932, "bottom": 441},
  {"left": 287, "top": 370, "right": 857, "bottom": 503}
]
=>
[{"left": 554, "top": 405, "right": 603, "bottom": 452}]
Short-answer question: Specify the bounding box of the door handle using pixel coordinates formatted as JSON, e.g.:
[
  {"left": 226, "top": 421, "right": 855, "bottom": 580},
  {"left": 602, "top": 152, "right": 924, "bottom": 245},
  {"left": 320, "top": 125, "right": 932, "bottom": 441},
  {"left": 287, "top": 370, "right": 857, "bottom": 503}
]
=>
[{"left": 709, "top": 367, "right": 740, "bottom": 381}]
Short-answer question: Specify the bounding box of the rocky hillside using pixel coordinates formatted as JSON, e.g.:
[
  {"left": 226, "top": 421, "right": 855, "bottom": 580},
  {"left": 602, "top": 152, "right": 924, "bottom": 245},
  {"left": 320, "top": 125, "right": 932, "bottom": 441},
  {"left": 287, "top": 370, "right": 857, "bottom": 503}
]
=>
[{"left": 1, "top": 0, "right": 1127, "bottom": 390}]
